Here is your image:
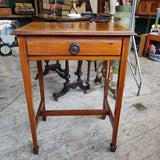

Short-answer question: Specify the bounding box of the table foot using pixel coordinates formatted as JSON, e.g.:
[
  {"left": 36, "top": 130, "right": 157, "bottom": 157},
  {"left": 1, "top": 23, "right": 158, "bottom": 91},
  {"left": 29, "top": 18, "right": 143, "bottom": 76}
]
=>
[
  {"left": 42, "top": 116, "right": 47, "bottom": 121},
  {"left": 33, "top": 146, "right": 39, "bottom": 154},
  {"left": 101, "top": 115, "right": 107, "bottom": 120},
  {"left": 110, "top": 143, "right": 117, "bottom": 152}
]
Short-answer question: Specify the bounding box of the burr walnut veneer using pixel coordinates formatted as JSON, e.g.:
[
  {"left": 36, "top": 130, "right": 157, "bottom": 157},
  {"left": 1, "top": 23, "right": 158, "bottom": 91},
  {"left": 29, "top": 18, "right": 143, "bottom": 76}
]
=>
[{"left": 12, "top": 22, "right": 135, "bottom": 154}]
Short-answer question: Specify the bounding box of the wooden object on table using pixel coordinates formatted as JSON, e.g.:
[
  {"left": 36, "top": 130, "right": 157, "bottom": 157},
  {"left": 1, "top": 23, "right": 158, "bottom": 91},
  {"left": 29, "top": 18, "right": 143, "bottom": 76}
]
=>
[
  {"left": 98, "top": 0, "right": 109, "bottom": 13},
  {"left": 15, "top": 3, "right": 35, "bottom": 15},
  {"left": 137, "top": 0, "right": 160, "bottom": 16},
  {"left": 144, "top": 33, "right": 160, "bottom": 57},
  {"left": 11, "top": 22, "right": 135, "bottom": 154},
  {"left": 0, "top": 8, "right": 12, "bottom": 15},
  {"left": 138, "top": 33, "right": 148, "bottom": 56}
]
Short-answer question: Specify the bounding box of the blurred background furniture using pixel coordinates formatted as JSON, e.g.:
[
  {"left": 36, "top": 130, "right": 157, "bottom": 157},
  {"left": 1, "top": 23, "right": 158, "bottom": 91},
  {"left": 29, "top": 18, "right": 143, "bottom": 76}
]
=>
[{"left": 144, "top": 34, "right": 160, "bottom": 57}]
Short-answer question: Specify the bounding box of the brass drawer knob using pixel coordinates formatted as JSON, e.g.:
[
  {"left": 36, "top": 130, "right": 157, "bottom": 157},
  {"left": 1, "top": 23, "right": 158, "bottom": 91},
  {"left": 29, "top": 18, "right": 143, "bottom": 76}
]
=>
[{"left": 69, "top": 43, "right": 80, "bottom": 55}]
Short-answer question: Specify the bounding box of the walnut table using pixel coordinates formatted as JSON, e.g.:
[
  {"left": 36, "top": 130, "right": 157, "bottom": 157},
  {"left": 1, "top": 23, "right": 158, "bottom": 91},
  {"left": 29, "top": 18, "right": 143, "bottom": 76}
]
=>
[{"left": 12, "top": 22, "right": 135, "bottom": 154}]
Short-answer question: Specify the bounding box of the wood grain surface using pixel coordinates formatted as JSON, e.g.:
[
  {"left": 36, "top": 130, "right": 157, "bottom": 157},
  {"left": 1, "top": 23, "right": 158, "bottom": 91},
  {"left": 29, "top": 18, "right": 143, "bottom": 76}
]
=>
[{"left": 12, "top": 22, "right": 136, "bottom": 36}]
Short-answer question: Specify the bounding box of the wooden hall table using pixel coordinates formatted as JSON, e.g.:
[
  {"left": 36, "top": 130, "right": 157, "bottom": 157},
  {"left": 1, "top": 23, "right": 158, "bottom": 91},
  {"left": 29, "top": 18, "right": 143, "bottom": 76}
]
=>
[{"left": 12, "top": 22, "right": 135, "bottom": 154}]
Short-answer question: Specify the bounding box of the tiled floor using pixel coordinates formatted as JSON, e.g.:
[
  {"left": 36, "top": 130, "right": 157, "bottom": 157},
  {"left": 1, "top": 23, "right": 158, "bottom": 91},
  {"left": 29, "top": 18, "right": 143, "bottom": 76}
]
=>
[{"left": 0, "top": 51, "right": 160, "bottom": 160}]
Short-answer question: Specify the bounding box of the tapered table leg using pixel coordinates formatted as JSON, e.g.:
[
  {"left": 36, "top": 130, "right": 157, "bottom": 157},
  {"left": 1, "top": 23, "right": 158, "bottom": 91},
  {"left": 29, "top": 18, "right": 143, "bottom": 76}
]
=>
[
  {"left": 102, "top": 60, "right": 111, "bottom": 119},
  {"left": 37, "top": 61, "right": 46, "bottom": 121},
  {"left": 18, "top": 37, "right": 39, "bottom": 154},
  {"left": 111, "top": 37, "right": 130, "bottom": 152}
]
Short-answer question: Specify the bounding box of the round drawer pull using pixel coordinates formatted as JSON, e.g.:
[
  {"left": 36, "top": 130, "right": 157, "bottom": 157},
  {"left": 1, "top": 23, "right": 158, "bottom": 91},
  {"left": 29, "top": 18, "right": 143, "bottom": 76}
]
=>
[{"left": 69, "top": 43, "right": 80, "bottom": 55}]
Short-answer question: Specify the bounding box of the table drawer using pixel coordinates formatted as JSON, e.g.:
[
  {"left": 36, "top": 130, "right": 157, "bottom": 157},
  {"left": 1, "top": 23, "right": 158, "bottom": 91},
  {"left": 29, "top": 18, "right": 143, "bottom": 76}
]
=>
[{"left": 26, "top": 38, "right": 122, "bottom": 56}]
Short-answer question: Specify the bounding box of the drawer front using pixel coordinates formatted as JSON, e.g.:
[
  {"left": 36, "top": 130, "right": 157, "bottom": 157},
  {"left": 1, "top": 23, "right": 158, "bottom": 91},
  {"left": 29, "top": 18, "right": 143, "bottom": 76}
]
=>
[{"left": 26, "top": 39, "right": 122, "bottom": 56}]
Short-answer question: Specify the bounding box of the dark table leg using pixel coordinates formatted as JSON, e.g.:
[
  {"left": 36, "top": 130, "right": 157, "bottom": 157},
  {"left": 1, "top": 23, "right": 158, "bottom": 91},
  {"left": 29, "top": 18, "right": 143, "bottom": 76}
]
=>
[
  {"left": 53, "top": 60, "right": 89, "bottom": 101},
  {"left": 35, "top": 60, "right": 65, "bottom": 80}
]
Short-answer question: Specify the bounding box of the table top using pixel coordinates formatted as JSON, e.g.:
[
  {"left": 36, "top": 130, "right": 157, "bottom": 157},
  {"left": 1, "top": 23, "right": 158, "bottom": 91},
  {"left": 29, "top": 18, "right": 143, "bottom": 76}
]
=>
[{"left": 12, "top": 22, "right": 136, "bottom": 36}]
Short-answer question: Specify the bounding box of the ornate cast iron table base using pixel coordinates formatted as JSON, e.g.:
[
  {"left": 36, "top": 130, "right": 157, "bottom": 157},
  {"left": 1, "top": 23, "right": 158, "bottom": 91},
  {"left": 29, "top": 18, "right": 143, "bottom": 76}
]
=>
[{"left": 53, "top": 60, "right": 89, "bottom": 101}]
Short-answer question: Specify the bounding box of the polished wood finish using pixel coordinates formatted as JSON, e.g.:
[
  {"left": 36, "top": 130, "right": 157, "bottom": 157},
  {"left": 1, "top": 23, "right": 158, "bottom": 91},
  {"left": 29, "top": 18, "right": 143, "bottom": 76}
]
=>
[
  {"left": 102, "top": 60, "right": 111, "bottom": 120},
  {"left": 40, "top": 109, "right": 109, "bottom": 116},
  {"left": 28, "top": 55, "right": 121, "bottom": 61},
  {"left": 12, "top": 22, "right": 135, "bottom": 36},
  {"left": 37, "top": 61, "right": 46, "bottom": 121},
  {"left": 12, "top": 22, "right": 135, "bottom": 154},
  {"left": 111, "top": 36, "right": 130, "bottom": 152},
  {"left": 18, "top": 36, "right": 39, "bottom": 154},
  {"left": 0, "top": 8, "right": 12, "bottom": 15},
  {"left": 26, "top": 37, "right": 122, "bottom": 56},
  {"left": 144, "top": 34, "right": 160, "bottom": 57},
  {"left": 104, "top": 98, "right": 114, "bottom": 127}
]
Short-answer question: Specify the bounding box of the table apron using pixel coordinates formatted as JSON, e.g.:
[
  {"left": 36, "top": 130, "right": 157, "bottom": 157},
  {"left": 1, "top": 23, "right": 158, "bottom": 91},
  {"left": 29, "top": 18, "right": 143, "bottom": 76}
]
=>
[
  {"left": 27, "top": 55, "right": 121, "bottom": 61},
  {"left": 25, "top": 37, "right": 123, "bottom": 56}
]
